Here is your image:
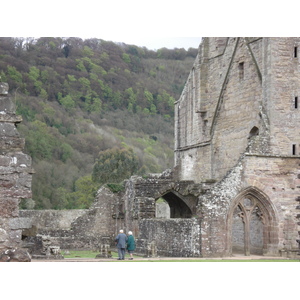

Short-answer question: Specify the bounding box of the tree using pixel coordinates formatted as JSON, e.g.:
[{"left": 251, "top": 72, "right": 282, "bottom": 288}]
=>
[
  {"left": 7, "top": 65, "right": 22, "bottom": 84},
  {"left": 68, "top": 175, "right": 100, "bottom": 209},
  {"left": 124, "top": 87, "right": 137, "bottom": 111},
  {"left": 92, "top": 147, "right": 139, "bottom": 185},
  {"left": 58, "top": 94, "right": 75, "bottom": 109},
  {"left": 25, "top": 120, "right": 56, "bottom": 160}
]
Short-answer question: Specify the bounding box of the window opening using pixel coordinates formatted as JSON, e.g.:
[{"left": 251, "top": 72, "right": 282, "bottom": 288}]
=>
[
  {"left": 292, "top": 144, "right": 296, "bottom": 155},
  {"left": 295, "top": 96, "right": 298, "bottom": 109},
  {"left": 239, "top": 62, "right": 244, "bottom": 80},
  {"left": 249, "top": 126, "right": 259, "bottom": 138},
  {"left": 294, "top": 47, "right": 298, "bottom": 58}
]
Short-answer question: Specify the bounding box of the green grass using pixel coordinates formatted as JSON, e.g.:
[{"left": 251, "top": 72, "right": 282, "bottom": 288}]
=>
[
  {"left": 63, "top": 250, "right": 102, "bottom": 259},
  {"left": 146, "top": 259, "right": 299, "bottom": 262},
  {"left": 62, "top": 250, "right": 299, "bottom": 262}
]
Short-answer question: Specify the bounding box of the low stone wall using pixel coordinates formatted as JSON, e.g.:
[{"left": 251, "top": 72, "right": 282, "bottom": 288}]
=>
[
  {"left": 136, "top": 218, "right": 201, "bottom": 257},
  {"left": 20, "top": 186, "right": 124, "bottom": 252},
  {"left": 20, "top": 209, "right": 87, "bottom": 231}
]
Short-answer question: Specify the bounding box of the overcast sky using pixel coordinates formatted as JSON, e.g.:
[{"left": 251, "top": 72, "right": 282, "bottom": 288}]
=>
[
  {"left": 83, "top": 36, "right": 202, "bottom": 50},
  {"left": 3, "top": 1, "right": 297, "bottom": 51}
]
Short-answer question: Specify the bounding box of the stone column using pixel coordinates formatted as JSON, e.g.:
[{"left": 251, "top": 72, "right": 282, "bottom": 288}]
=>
[{"left": 0, "top": 82, "right": 34, "bottom": 262}]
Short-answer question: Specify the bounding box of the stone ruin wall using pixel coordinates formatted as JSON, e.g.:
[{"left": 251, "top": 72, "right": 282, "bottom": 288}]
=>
[
  {"left": 20, "top": 209, "right": 86, "bottom": 233},
  {"left": 20, "top": 186, "right": 124, "bottom": 254},
  {"left": 173, "top": 37, "right": 300, "bottom": 257},
  {"left": 175, "top": 38, "right": 300, "bottom": 180},
  {"left": 0, "top": 82, "right": 33, "bottom": 261},
  {"left": 197, "top": 154, "right": 300, "bottom": 257},
  {"left": 175, "top": 38, "right": 266, "bottom": 183},
  {"left": 122, "top": 172, "right": 207, "bottom": 257},
  {"left": 266, "top": 38, "right": 300, "bottom": 156},
  {"left": 18, "top": 155, "right": 299, "bottom": 258},
  {"left": 137, "top": 218, "right": 201, "bottom": 257},
  {"left": 243, "top": 155, "right": 300, "bottom": 254},
  {"left": 211, "top": 38, "right": 264, "bottom": 180}
]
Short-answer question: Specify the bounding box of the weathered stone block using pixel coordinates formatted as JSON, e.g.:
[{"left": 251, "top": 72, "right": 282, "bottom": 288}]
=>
[
  {"left": 0, "top": 248, "right": 31, "bottom": 262},
  {"left": 8, "top": 217, "right": 32, "bottom": 230},
  {"left": 0, "top": 198, "right": 19, "bottom": 217},
  {"left": 0, "top": 82, "right": 33, "bottom": 260},
  {"left": 0, "top": 123, "right": 20, "bottom": 137}
]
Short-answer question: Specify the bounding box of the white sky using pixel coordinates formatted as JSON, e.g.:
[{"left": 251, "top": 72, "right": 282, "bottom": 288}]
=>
[
  {"left": 84, "top": 37, "right": 202, "bottom": 50},
  {"left": 4, "top": 1, "right": 298, "bottom": 51}
]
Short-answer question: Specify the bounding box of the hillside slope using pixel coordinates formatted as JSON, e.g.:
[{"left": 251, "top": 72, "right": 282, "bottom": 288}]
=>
[{"left": 0, "top": 37, "right": 197, "bottom": 209}]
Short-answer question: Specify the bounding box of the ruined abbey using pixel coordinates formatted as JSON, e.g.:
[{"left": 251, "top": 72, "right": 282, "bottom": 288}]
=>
[{"left": 1, "top": 37, "right": 300, "bottom": 260}]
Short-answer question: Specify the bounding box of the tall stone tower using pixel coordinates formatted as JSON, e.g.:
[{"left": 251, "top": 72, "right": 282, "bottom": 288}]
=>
[
  {"left": 175, "top": 37, "right": 300, "bottom": 181},
  {"left": 0, "top": 82, "right": 33, "bottom": 261},
  {"left": 174, "top": 38, "right": 300, "bottom": 256}
]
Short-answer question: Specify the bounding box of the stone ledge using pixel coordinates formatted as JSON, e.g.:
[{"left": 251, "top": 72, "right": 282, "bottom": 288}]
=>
[
  {"left": 0, "top": 113, "right": 22, "bottom": 123},
  {"left": 8, "top": 217, "right": 33, "bottom": 230}
]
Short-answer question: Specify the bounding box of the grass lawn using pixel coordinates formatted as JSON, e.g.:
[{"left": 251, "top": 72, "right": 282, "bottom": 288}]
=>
[{"left": 62, "top": 250, "right": 299, "bottom": 262}]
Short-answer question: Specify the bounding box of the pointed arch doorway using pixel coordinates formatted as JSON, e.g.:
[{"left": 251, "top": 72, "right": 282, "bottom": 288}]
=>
[
  {"left": 227, "top": 187, "right": 278, "bottom": 256},
  {"left": 155, "top": 191, "right": 193, "bottom": 219}
]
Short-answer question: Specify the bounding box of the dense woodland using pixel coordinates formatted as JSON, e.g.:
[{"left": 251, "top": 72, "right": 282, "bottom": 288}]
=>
[{"left": 0, "top": 37, "right": 198, "bottom": 209}]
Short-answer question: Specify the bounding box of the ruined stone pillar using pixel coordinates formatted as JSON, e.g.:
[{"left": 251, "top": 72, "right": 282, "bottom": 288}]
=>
[{"left": 0, "top": 82, "right": 33, "bottom": 261}]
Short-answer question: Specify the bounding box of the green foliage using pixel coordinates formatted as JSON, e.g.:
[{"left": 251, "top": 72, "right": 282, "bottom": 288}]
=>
[
  {"left": 0, "top": 37, "right": 196, "bottom": 117},
  {"left": 68, "top": 176, "right": 100, "bottom": 208},
  {"left": 92, "top": 147, "right": 139, "bottom": 185},
  {"left": 83, "top": 46, "right": 94, "bottom": 57},
  {"left": 39, "top": 88, "right": 48, "bottom": 99},
  {"left": 106, "top": 183, "right": 125, "bottom": 193},
  {"left": 59, "top": 94, "right": 75, "bottom": 109},
  {"left": 122, "top": 53, "right": 131, "bottom": 64},
  {"left": 7, "top": 66, "right": 22, "bottom": 83},
  {"left": 25, "top": 120, "right": 57, "bottom": 160},
  {"left": 28, "top": 66, "right": 40, "bottom": 81}
]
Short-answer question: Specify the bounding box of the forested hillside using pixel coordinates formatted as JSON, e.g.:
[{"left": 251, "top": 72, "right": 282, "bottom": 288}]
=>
[{"left": 0, "top": 37, "right": 198, "bottom": 209}]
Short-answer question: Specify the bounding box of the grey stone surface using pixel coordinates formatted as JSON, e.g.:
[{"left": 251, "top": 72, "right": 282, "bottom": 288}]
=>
[{"left": 0, "top": 83, "right": 33, "bottom": 261}]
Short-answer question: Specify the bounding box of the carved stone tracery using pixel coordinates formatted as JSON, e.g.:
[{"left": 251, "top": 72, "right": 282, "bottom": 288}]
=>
[{"left": 227, "top": 187, "right": 278, "bottom": 256}]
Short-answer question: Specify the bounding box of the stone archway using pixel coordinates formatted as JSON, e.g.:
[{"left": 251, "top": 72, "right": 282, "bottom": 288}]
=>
[
  {"left": 158, "top": 191, "right": 193, "bottom": 218},
  {"left": 226, "top": 187, "right": 279, "bottom": 256}
]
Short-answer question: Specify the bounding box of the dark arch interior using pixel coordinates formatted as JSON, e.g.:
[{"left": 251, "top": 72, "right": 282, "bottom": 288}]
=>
[
  {"left": 249, "top": 126, "right": 259, "bottom": 138},
  {"left": 161, "top": 192, "right": 192, "bottom": 218}
]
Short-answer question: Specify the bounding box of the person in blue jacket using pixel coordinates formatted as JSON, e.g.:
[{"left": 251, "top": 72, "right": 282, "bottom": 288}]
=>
[
  {"left": 126, "top": 231, "right": 136, "bottom": 260},
  {"left": 115, "top": 229, "right": 127, "bottom": 260}
]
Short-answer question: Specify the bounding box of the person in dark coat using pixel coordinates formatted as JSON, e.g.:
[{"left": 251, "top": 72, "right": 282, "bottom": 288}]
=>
[
  {"left": 115, "top": 229, "right": 127, "bottom": 260},
  {"left": 126, "top": 231, "right": 136, "bottom": 260}
]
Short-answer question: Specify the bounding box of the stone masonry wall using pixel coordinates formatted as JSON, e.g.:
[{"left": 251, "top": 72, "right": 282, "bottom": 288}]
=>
[
  {"left": 265, "top": 38, "right": 300, "bottom": 156},
  {"left": 171, "top": 37, "right": 300, "bottom": 257},
  {"left": 21, "top": 186, "right": 123, "bottom": 251},
  {"left": 20, "top": 209, "right": 86, "bottom": 231},
  {"left": 137, "top": 218, "right": 201, "bottom": 257},
  {"left": 197, "top": 154, "right": 300, "bottom": 258},
  {"left": 175, "top": 38, "right": 300, "bottom": 182},
  {"left": 0, "top": 82, "right": 33, "bottom": 261},
  {"left": 212, "top": 38, "right": 263, "bottom": 180},
  {"left": 243, "top": 155, "right": 300, "bottom": 253}
]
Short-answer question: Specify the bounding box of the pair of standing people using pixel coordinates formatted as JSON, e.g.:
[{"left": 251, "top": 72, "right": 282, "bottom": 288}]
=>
[{"left": 115, "top": 230, "right": 135, "bottom": 260}]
